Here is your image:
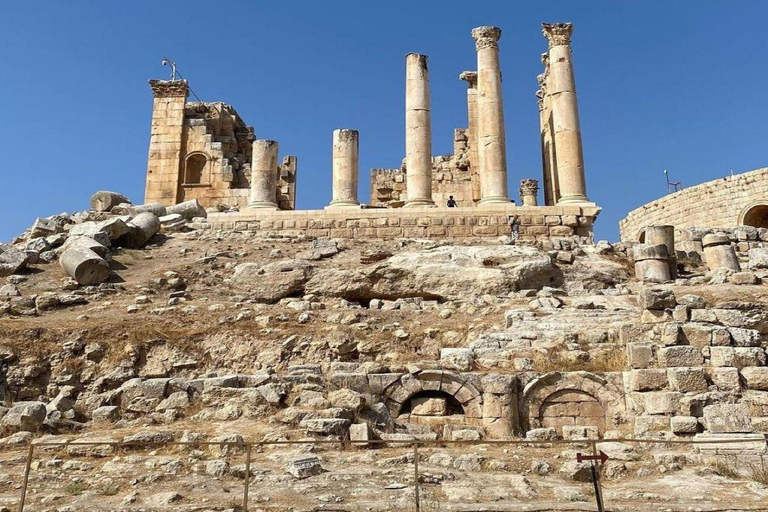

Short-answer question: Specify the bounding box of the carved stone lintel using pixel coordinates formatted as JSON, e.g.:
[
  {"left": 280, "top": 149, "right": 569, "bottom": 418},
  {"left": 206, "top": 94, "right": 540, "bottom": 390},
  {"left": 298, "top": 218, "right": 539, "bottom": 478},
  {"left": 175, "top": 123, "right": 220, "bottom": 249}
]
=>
[
  {"left": 542, "top": 22, "right": 573, "bottom": 48},
  {"left": 149, "top": 79, "right": 189, "bottom": 98},
  {"left": 459, "top": 71, "right": 478, "bottom": 87},
  {"left": 519, "top": 179, "right": 540, "bottom": 196},
  {"left": 471, "top": 26, "right": 502, "bottom": 51}
]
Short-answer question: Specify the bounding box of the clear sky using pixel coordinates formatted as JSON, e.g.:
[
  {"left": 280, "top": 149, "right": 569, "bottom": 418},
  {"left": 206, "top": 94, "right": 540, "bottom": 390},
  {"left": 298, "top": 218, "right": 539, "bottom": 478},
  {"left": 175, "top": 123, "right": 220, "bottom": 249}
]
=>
[{"left": 1, "top": 1, "right": 766, "bottom": 242}]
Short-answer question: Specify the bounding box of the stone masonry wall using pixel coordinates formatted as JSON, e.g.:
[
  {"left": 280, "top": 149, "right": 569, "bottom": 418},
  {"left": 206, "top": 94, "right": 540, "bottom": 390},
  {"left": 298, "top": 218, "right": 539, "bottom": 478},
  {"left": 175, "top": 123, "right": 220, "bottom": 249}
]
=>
[
  {"left": 619, "top": 167, "right": 768, "bottom": 241},
  {"left": 194, "top": 205, "right": 599, "bottom": 242}
]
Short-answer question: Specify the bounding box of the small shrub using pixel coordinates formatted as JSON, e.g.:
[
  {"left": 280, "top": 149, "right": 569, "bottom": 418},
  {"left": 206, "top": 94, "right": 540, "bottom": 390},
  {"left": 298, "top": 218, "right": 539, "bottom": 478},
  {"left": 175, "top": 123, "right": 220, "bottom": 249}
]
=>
[{"left": 65, "top": 482, "right": 87, "bottom": 496}]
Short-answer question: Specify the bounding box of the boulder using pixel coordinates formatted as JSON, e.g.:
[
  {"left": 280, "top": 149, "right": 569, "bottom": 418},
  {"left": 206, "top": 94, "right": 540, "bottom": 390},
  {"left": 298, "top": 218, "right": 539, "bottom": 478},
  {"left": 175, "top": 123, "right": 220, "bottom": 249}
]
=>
[
  {"left": 0, "top": 402, "right": 46, "bottom": 431},
  {"left": 0, "top": 247, "right": 29, "bottom": 276},
  {"left": 231, "top": 259, "right": 313, "bottom": 303},
  {"left": 366, "top": 245, "right": 562, "bottom": 301}
]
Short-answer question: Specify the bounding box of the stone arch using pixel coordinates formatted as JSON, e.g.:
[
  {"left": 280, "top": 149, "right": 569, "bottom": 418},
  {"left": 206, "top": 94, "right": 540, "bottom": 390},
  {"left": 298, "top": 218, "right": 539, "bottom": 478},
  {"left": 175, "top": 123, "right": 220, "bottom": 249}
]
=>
[
  {"left": 522, "top": 371, "right": 625, "bottom": 436},
  {"left": 382, "top": 370, "right": 483, "bottom": 419},
  {"left": 184, "top": 152, "right": 209, "bottom": 184},
  {"left": 739, "top": 202, "right": 768, "bottom": 229}
]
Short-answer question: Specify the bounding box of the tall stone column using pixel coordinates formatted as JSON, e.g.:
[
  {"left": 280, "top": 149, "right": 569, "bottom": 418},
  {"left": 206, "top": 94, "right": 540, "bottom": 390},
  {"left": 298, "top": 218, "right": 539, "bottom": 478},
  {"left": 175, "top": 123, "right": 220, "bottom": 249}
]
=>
[
  {"left": 249, "top": 140, "right": 279, "bottom": 208},
  {"left": 471, "top": 26, "right": 509, "bottom": 204},
  {"left": 145, "top": 80, "right": 189, "bottom": 206},
  {"left": 404, "top": 53, "right": 435, "bottom": 207},
  {"left": 538, "top": 53, "right": 559, "bottom": 206},
  {"left": 460, "top": 71, "right": 481, "bottom": 202},
  {"left": 328, "top": 129, "right": 360, "bottom": 208},
  {"left": 542, "top": 23, "right": 590, "bottom": 205}
]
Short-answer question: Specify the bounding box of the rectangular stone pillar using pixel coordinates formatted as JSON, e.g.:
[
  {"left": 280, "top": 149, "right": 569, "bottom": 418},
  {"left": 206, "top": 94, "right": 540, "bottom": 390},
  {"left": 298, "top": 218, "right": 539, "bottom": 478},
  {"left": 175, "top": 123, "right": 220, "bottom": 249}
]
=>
[
  {"left": 404, "top": 53, "right": 435, "bottom": 207},
  {"left": 471, "top": 26, "right": 509, "bottom": 204},
  {"left": 542, "top": 23, "right": 591, "bottom": 205},
  {"left": 144, "top": 80, "right": 189, "bottom": 206},
  {"left": 460, "top": 71, "right": 481, "bottom": 203}
]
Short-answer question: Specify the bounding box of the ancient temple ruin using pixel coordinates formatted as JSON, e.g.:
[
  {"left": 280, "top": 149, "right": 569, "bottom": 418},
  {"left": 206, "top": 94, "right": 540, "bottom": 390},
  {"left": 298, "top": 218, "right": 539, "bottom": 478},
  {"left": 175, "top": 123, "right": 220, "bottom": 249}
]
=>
[{"left": 144, "top": 23, "right": 600, "bottom": 242}]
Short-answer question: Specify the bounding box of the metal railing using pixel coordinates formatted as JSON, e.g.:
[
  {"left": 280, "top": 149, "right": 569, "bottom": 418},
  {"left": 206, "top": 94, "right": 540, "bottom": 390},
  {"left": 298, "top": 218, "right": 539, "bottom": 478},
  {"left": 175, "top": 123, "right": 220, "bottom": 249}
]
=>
[{"left": 11, "top": 436, "right": 768, "bottom": 512}]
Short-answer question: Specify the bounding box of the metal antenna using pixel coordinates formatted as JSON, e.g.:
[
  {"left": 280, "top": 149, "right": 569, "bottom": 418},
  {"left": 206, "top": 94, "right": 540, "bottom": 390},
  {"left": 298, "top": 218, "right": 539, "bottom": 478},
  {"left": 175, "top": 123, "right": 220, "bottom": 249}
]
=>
[
  {"left": 161, "top": 57, "right": 178, "bottom": 81},
  {"left": 664, "top": 169, "right": 682, "bottom": 194}
]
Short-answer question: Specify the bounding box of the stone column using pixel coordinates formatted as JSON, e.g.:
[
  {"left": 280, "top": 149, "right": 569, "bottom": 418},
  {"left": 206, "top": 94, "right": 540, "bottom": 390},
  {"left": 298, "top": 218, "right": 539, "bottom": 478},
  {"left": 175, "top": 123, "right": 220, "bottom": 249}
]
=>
[
  {"left": 542, "top": 23, "right": 590, "bottom": 205},
  {"left": 471, "top": 26, "right": 509, "bottom": 204},
  {"left": 538, "top": 53, "right": 559, "bottom": 206},
  {"left": 644, "top": 225, "right": 677, "bottom": 278},
  {"left": 404, "top": 53, "right": 435, "bottom": 207},
  {"left": 519, "top": 179, "right": 539, "bottom": 207},
  {"left": 249, "top": 140, "right": 279, "bottom": 209},
  {"left": 328, "top": 129, "right": 360, "bottom": 208},
  {"left": 460, "top": 71, "right": 481, "bottom": 202},
  {"left": 145, "top": 80, "right": 189, "bottom": 206}
]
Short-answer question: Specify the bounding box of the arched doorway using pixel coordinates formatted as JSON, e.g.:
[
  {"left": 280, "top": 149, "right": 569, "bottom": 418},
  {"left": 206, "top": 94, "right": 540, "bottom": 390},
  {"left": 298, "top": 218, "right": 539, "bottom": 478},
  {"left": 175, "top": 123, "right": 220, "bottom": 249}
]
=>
[
  {"left": 399, "top": 390, "right": 465, "bottom": 417},
  {"left": 740, "top": 203, "right": 768, "bottom": 228},
  {"left": 539, "top": 389, "right": 605, "bottom": 434},
  {"left": 184, "top": 153, "right": 208, "bottom": 184}
]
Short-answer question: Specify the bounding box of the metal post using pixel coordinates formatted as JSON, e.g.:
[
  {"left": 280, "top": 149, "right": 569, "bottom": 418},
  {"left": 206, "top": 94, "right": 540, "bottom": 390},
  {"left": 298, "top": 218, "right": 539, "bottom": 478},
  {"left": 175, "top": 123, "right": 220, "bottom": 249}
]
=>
[
  {"left": 590, "top": 441, "right": 605, "bottom": 512},
  {"left": 18, "top": 443, "right": 34, "bottom": 512},
  {"left": 243, "top": 443, "right": 251, "bottom": 512},
  {"left": 413, "top": 443, "right": 420, "bottom": 512}
]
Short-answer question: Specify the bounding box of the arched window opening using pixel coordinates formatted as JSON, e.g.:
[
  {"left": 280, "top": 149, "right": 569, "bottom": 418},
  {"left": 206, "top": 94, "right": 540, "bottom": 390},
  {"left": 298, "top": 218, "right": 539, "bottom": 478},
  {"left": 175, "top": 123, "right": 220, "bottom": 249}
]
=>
[
  {"left": 184, "top": 153, "right": 208, "bottom": 184},
  {"left": 742, "top": 204, "right": 768, "bottom": 229},
  {"left": 399, "top": 390, "right": 465, "bottom": 417}
]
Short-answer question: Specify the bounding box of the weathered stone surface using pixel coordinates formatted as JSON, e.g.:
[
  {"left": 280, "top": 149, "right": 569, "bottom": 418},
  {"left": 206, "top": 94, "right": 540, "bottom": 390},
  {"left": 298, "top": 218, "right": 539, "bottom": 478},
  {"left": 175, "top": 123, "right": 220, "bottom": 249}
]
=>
[
  {"left": 640, "top": 288, "right": 676, "bottom": 310},
  {"left": 642, "top": 391, "right": 682, "bottom": 415},
  {"left": 667, "top": 367, "right": 708, "bottom": 393},
  {"left": 627, "top": 343, "right": 654, "bottom": 369},
  {"left": 286, "top": 456, "right": 323, "bottom": 479},
  {"left": 0, "top": 402, "right": 46, "bottom": 431},
  {"left": 749, "top": 248, "right": 768, "bottom": 269},
  {"left": 366, "top": 245, "right": 562, "bottom": 300},
  {"left": 630, "top": 369, "right": 668, "bottom": 391},
  {"left": 299, "top": 418, "right": 350, "bottom": 435},
  {"left": 658, "top": 346, "right": 703, "bottom": 367},
  {"left": 741, "top": 367, "right": 768, "bottom": 391},
  {"left": 90, "top": 191, "right": 131, "bottom": 212},
  {"left": 671, "top": 415, "right": 698, "bottom": 434},
  {"left": 703, "top": 404, "right": 753, "bottom": 433},
  {"left": 231, "top": 259, "right": 313, "bottom": 303},
  {"left": 0, "top": 248, "right": 29, "bottom": 277},
  {"left": 411, "top": 397, "right": 447, "bottom": 416}
]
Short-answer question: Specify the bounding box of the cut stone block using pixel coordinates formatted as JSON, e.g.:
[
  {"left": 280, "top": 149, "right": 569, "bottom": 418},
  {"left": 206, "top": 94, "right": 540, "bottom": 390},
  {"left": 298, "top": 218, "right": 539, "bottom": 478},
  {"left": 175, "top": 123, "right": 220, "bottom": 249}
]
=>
[
  {"left": 741, "top": 367, "right": 768, "bottom": 391},
  {"left": 630, "top": 369, "right": 668, "bottom": 391},
  {"left": 411, "top": 397, "right": 447, "bottom": 416},
  {"left": 667, "top": 367, "right": 708, "bottom": 393},
  {"left": 658, "top": 346, "right": 703, "bottom": 367},
  {"left": 703, "top": 404, "right": 753, "bottom": 433},
  {"left": 671, "top": 416, "right": 698, "bottom": 434}
]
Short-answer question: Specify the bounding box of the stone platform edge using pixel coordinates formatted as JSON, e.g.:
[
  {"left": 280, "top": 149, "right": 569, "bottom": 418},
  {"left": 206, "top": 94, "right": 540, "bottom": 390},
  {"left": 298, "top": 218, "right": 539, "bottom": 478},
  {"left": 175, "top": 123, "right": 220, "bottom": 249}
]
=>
[{"left": 194, "top": 204, "right": 602, "bottom": 241}]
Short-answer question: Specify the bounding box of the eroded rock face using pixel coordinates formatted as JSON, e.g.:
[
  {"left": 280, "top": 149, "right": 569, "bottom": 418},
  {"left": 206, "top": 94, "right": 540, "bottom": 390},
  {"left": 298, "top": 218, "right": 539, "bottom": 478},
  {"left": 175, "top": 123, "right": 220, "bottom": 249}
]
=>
[
  {"left": 231, "top": 259, "right": 314, "bottom": 302},
  {"left": 364, "top": 246, "right": 562, "bottom": 301}
]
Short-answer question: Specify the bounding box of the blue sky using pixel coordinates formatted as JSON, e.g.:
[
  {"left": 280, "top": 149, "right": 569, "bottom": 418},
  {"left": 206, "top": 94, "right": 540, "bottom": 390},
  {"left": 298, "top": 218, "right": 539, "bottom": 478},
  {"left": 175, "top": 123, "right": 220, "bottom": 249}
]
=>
[{"left": 1, "top": 1, "right": 766, "bottom": 242}]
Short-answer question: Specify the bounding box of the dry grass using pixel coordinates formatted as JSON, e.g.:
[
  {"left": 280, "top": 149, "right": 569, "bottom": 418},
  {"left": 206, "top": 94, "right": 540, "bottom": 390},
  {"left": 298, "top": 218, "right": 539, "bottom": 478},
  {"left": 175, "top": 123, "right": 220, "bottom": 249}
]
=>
[
  {"left": 533, "top": 346, "right": 627, "bottom": 373},
  {"left": 708, "top": 456, "right": 768, "bottom": 483}
]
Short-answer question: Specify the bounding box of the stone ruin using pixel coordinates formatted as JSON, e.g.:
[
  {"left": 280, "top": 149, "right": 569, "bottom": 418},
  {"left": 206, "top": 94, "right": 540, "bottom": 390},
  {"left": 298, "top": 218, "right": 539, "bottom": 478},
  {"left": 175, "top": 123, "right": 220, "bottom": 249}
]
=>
[
  {"left": 144, "top": 23, "right": 600, "bottom": 244},
  {"left": 1, "top": 21, "right": 768, "bottom": 512}
]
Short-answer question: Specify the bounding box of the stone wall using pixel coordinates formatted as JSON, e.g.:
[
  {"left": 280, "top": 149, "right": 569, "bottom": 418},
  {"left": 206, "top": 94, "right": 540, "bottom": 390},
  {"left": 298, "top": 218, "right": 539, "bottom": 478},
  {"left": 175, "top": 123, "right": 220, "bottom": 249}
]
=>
[
  {"left": 619, "top": 167, "right": 768, "bottom": 241},
  {"left": 194, "top": 204, "right": 600, "bottom": 242}
]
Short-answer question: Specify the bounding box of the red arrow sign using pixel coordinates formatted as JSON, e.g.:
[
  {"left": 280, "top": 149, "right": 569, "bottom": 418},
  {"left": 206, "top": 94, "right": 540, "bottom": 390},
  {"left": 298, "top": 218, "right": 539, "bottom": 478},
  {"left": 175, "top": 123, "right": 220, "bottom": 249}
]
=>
[{"left": 576, "top": 451, "right": 609, "bottom": 463}]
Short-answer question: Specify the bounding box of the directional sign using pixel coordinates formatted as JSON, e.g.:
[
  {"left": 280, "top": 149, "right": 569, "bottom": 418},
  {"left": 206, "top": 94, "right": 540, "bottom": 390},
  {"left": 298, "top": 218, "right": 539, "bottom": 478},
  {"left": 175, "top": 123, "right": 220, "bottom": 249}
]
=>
[{"left": 576, "top": 451, "right": 609, "bottom": 463}]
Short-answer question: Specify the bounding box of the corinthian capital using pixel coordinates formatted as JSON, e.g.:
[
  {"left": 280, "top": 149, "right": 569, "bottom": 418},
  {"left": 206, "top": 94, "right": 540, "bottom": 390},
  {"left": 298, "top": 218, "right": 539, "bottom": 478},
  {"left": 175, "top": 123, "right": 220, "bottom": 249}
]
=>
[
  {"left": 471, "top": 26, "right": 502, "bottom": 51},
  {"left": 148, "top": 79, "right": 189, "bottom": 98},
  {"left": 542, "top": 22, "right": 573, "bottom": 48}
]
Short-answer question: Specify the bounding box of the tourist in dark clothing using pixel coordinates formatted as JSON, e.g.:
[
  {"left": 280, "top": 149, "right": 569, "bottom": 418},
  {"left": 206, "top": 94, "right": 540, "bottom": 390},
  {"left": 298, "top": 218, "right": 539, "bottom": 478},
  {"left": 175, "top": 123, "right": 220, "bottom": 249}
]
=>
[{"left": 447, "top": 196, "right": 457, "bottom": 207}]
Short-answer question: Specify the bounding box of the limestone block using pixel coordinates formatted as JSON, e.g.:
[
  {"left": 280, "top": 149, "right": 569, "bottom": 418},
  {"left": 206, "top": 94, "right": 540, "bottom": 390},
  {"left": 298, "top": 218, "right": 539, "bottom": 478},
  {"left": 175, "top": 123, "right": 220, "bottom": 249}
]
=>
[
  {"left": 562, "top": 425, "right": 599, "bottom": 440},
  {"left": 667, "top": 367, "right": 708, "bottom": 393},
  {"left": 670, "top": 415, "right": 699, "bottom": 434},
  {"left": 641, "top": 309, "right": 672, "bottom": 323},
  {"left": 658, "top": 346, "right": 703, "bottom": 367},
  {"left": 661, "top": 323, "right": 681, "bottom": 346},
  {"left": 730, "top": 272, "right": 759, "bottom": 285},
  {"left": 677, "top": 294, "right": 706, "bottom": 308},
  {"left": 634, "top": 415, "right": 670, "bottom": 437},
  {"left": 349, "top": 423, "right": 371, "bottom": 445},
  {"left": 728, "top": 327, "right": 761, "bottom": 347},
  {"left": 627, "top": 343, "right": 654, "bottom": 369},
  {"left": 708, "top": 367, "right": 741, "bottom": 391},
  {"left": 681, "top": 324, "right": 714, "bottom": 347},
  {"left": 741, "top": 367, "right": 768, "bottom": 391},
  {"left": 693, "top": 432, "right": 768, "bottom": 455},
  {"left": 411, "top": 397, "right": 447, "bottom": 416},
  {"left": 59, "top": 246, "right": 110, "bottom": 285},
  {"left": 672, "top": 305, "right": 689, "bottom": 322},
  {"left": 703, "top": 404, "right": 753, "bottom": 433},
  {"left": 703, "top": 245, "right": 741, "bottom": 272},
  {"left": 90, "top": 191, "right": 131, "bottom": 212},
  {"left": 630, "top": 369, "right": 668, "bottom": 391},
  {"left": 634, "top": 259, "right": 671, "bottom": 283},
  {"left": 640, "top": 288, "right": 676, "bottom": 310},
  {"left": 690, "top": 309, "right": 717, "bottom": 323},
  {"left": 642, "top": 391, "right": 682, "bottom": 415},
  {"left": 748, "top": 248, "right": 768, "bottom": 269}
]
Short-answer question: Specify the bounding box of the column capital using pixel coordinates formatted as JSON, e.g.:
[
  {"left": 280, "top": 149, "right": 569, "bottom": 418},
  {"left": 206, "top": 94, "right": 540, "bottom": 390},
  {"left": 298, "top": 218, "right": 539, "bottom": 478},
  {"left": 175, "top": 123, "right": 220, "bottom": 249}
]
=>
[
  {"left": 519, "top": 179, "right": 539, "bottom": 196},
  {"left": 471, "top": 26, "right": 502, "bottom": 50},
  {"left": 148, "top": 79, "right": 189, "bottom": 98},
  {"left": 542, "top": 23, "right": 573, "bottom": 48},
  {"left": 459, "top": 71, "right": 477, "bottom": 87}
]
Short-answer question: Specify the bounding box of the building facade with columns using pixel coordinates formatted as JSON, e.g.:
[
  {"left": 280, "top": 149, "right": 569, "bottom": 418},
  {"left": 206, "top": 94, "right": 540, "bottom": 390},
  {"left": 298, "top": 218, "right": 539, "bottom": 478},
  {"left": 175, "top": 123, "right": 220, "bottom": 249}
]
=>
[{"left": 146, "top": 23, "right": 600, "bottom": 242}]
